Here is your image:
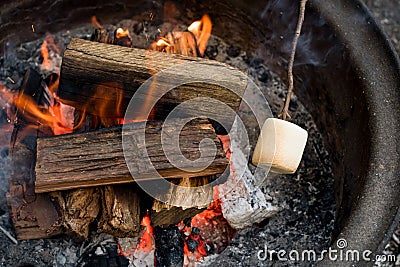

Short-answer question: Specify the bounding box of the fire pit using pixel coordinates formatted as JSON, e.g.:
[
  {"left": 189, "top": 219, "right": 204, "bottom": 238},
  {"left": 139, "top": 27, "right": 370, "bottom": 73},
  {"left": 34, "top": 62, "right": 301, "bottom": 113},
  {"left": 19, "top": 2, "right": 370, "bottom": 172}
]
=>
[{"left": 0, "top": 0, "right": 399, "bottom": 266}]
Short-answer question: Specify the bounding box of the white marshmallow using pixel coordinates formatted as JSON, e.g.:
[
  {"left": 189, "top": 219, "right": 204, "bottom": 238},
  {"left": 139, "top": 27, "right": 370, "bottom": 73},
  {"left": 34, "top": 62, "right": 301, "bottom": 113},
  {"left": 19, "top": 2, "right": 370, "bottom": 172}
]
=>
[{"left": 252, "top": 118, "right": 308, "bottom": 174}]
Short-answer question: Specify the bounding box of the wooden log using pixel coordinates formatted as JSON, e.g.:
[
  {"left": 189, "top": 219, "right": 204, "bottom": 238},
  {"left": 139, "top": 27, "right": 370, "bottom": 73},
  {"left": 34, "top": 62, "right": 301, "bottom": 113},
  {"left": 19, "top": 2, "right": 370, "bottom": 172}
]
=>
[
  {"left": 49, "top": 188, "right": 100, "bottom": 241},
  {"left": 91, "top": 28, "right": 114, "bottom": 45},
  {"left": 98, "top": 184, "right": 140, "bottom": 237},
  {"left": 57, "top": 38, "right": 246, "bottom": 123},
  {"left": 48, "top": 110, "right": 142, "bottom": 240},
  {"left": 150, "top": 176, "right": 214, "bottom": 227},
  {"left": 35, "top": 118, "right": 228, "bottom": 193},
  {"left": 6, "top": 68, "right": 63, "bottom": 240},
  {"left": 47, "top": 109, "right": 101, "bottom": 241},
  {"left": 151, "top": 206, "right": 205, "bottom": 228},
  {"left": 90, "top": 27, "right": 132, "bottom": 47},
  {"left": 73, "top": 109, "right": 142, "bottom": 238},
  {"left": 152, "top": 176, "right": 213, "bottom": 211}
]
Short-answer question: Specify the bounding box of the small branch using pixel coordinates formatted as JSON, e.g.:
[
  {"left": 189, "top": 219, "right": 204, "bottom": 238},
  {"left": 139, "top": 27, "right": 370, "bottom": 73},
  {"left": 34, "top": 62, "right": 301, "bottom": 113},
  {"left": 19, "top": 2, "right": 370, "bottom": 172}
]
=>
[
  {"left": 0, "top": 224, "right": 18, "bottom": 244},
  {"left": 279, "top": 0, "right": 308, "bottom": 121}
]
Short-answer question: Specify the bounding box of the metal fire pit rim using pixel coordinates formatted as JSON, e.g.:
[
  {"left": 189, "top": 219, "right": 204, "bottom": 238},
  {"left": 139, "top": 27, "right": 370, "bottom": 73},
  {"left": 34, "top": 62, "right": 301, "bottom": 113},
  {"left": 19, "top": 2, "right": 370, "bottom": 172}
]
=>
[{"left": 310, "top": 0, "right": 400, "bottom": 266}]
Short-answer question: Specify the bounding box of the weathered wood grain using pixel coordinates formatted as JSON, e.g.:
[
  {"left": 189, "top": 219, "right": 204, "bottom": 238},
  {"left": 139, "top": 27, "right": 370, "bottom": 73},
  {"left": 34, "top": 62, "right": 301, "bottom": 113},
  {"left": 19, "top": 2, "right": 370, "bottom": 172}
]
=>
[
  {"left": 98, "top": 184, "right": 140, "bottom": 237},
  {"left": 35, "top": 118, "right": 228, "bottom": 193},
  {"left": 58, "top": 38, "right": 246, "bottom": 124}
]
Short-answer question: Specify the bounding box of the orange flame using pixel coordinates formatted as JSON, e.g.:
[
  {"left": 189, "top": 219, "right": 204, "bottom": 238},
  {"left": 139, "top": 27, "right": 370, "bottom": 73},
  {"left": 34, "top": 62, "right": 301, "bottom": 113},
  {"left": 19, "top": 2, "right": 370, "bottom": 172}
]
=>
[
  {"left": 116, "top": 28, "right": 130, "bottom": 39},
  {"left": 91, "top": 16, "right": 103, "bottom": 29},
  {"left": 152, "top": 37, "right": 173, "bottom": 53},
  {"left": 188, "top": 14, "right": 212, "bottom": 56},
  {"left": 48, "top": 75, "right": 60, "bottom": 94},
  {"left": 0, "top": 83, "right": 72, "bottom": 134},
  {"left": 40, "top": 40, "right": 52, "bottom": 72}
]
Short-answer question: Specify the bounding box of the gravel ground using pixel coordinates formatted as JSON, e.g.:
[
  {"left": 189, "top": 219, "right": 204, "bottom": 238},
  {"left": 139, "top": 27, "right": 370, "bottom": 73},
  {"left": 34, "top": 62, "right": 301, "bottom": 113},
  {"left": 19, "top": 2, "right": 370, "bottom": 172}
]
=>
[
  {"left": 363, "top": 0, "right": 400, "bottom": 266},
  {"left": 364, "top": 0, "right": 400, "bottom": 54}
]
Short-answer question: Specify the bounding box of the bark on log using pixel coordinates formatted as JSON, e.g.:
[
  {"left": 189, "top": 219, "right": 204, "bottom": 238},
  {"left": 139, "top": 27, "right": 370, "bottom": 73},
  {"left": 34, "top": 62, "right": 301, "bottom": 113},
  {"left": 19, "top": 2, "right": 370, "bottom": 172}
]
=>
[
  {"left": 35, "top": 118, "right": 228, "bottom": 193},
  {"left": 7, "top": 69, "right": 63, "bottom": 240},
  {"left": 58, "top": 38, "right": 246, "bottom": 124}
]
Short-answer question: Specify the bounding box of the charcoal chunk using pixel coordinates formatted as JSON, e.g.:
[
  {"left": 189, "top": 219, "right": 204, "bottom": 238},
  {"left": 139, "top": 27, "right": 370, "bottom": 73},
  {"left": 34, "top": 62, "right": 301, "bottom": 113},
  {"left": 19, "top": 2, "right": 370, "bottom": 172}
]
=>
[
  {"left": 205, "top": 45, "right": 218, "bottom": 59},
  {"left": 155, "top": 225, "right": 184, "bottom": 267},
  {"left": 226, "top": 45, "right": 241, "bottom": 57},
  {"left": 187, "top": 238, "right": 199, "bottom": 252}
]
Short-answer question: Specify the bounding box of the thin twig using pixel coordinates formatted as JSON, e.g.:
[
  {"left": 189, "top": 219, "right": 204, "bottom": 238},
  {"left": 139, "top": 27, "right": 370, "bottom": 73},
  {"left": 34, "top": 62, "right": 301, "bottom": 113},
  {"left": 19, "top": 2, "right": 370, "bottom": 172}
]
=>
[
  {"left": 0, "top": 224, "right": 18, "bottom": 244},
  {"left": 279, "top": 0, "right": 308, "bottom": 121}
]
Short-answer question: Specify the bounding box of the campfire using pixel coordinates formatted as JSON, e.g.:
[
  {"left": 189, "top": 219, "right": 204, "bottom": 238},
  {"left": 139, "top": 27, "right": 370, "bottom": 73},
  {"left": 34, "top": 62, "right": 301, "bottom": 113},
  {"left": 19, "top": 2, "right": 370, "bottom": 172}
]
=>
[{"left": 0, "top": 2, "right": 337, "bottom": 266}]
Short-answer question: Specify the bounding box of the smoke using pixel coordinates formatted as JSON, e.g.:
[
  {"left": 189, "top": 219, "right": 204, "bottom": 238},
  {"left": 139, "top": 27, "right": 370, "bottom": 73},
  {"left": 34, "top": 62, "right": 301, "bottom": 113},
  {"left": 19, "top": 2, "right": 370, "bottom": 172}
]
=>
[
  {"left": 259, "top": 0, "right": 344, "bottom": 67},
  {"left": 0, "top": 121, "right": 11, "bottom": 215}
]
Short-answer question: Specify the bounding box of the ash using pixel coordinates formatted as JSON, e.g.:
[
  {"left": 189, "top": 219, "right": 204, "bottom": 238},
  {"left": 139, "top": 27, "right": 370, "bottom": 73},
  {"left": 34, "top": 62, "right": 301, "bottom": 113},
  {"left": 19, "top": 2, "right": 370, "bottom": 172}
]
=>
[{"left": 0, "top": 19, "right": 334, "bottom": 267}]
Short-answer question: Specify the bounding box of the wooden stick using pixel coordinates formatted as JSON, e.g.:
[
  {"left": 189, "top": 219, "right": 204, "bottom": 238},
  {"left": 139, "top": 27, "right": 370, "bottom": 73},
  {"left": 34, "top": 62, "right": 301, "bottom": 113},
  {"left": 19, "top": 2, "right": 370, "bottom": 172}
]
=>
[
  {"left": 58, "top": 38, "right": 246, "bottom": 121},
  {"left": 0, "top": 224, "right": 18, "bottom": 244},
  {"left": 279, "top": 0, "right": 308, "bottom": 120},
  {"left": 35, "top": 118, "right": 228, "bottom": 193}
]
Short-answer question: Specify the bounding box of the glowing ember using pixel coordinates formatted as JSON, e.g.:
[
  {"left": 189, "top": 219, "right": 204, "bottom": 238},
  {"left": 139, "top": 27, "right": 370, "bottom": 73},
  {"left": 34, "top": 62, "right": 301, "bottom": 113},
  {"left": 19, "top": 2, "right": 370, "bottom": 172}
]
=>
[
  {"left": 136, "top": 212, "right": 155, "bottom": 253},
  {"left": 50, "top": 101, "right": 74, "bottom": 135},
  {"left": 178, "top": 187, "right": 236, "bottom": 265},
  {"left": 117, "top": 212, "right": 156, "bottom": 266}
]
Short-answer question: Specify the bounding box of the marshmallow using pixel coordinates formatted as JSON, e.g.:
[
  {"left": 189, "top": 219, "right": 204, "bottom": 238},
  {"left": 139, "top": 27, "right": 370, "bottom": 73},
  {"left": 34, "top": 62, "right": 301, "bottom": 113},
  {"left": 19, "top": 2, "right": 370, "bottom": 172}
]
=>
[{"left": 252, "top": 118, "right": 308, "bottom": 174}]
